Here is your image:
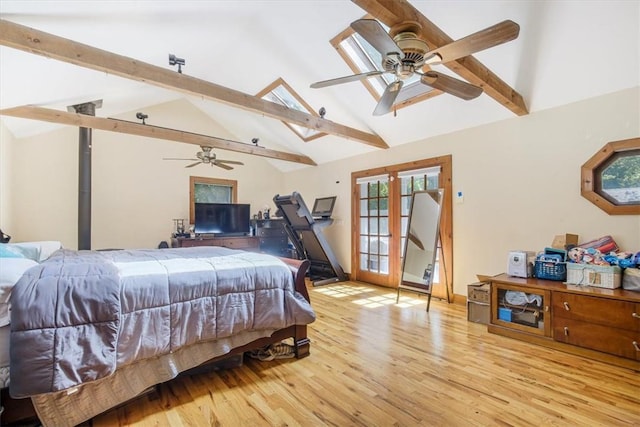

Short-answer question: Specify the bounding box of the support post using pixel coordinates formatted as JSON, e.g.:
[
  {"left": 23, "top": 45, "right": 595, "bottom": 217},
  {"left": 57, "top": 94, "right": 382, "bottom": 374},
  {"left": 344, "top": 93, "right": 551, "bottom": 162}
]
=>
[{"left": 68, "top": 100, "right": 102, "bottom": 250}]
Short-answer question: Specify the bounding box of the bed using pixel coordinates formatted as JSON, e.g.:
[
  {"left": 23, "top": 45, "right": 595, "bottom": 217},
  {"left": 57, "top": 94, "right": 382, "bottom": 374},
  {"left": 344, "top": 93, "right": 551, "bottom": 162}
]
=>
[{"left": 1, "top": 243, "right": 314, "bottom": 426}]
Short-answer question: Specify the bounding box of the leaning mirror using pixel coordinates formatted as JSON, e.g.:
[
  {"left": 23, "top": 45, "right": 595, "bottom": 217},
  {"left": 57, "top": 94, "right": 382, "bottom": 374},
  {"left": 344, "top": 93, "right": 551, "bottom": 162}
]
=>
[{"left": 397, "top": 189, "right": 444, "bottom": 311}]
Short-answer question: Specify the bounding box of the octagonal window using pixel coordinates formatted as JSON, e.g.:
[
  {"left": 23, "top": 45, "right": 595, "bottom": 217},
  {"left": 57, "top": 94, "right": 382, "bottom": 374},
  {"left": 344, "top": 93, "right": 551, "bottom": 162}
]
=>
[
  {"left": 597, "top": 150, "right": 640, "bottom": 205},
  {"left": 581, "top": 138, "right": 640, "bottom": 215}
]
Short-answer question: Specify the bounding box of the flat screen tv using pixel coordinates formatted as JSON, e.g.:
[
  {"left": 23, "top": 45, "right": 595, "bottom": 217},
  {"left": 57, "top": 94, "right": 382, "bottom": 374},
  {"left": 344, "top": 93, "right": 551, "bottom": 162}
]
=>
[{"left": 194, "top": 203, "right": 250, "bottom": 236}]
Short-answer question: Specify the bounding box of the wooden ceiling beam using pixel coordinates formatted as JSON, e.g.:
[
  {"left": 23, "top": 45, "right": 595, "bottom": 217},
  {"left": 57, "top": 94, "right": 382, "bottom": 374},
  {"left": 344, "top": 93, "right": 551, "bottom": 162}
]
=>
[
  {"left": 0, "top": 19, "right": 389, "bottom": 150},
  {"left": 0, "top": 105, "right": 317, "bottom": 166},
  {"left": 351, "top": 0, "right": 529, "bottom": 116}
]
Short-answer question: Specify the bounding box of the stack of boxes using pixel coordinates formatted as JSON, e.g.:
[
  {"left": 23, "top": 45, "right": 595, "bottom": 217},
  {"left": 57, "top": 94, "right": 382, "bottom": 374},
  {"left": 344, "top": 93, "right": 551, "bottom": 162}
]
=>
[{"left": 467, "top": 282, "right": 490, "bottom": 324}]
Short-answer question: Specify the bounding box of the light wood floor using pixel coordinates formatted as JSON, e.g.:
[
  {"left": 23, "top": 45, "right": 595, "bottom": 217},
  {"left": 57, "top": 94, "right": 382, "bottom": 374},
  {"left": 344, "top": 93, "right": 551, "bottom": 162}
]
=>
[{"left": 92, "top": 281, "right": 640, "bottom": 426}]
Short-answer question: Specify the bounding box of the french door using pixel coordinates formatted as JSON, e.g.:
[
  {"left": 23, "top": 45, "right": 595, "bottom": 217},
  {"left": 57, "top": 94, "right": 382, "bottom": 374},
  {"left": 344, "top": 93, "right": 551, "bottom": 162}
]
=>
[{"left": 351, "top": 156, "right": 453, "bottom": 300}]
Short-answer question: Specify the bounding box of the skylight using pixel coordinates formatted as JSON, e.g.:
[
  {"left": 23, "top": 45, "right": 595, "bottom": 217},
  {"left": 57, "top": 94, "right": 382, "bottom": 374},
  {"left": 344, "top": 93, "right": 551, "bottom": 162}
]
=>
[
  {"left": 330, "top": 19, "right": 442, "bottom": 111},
  {"left": 257, "top": 78, "right": 326, "bottom": 142}
]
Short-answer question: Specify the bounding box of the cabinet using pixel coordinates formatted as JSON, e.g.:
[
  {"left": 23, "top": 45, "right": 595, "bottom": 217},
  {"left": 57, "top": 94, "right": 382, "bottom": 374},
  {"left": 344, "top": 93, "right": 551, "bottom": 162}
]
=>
[
  {"left": 491, "top": 281, "right": 551, "bottom": 337},
  {"left": 486, "top": 273, "right": 640, "bottom": 368},
  {"left": 251, "top": 219, "right": 291, "bottom": 257},
  {"left": 172, "top": 236, "right": 259, "bottom": 250},
  {"left": 552, "top": 292, "right": 640, "bottom": 360}
]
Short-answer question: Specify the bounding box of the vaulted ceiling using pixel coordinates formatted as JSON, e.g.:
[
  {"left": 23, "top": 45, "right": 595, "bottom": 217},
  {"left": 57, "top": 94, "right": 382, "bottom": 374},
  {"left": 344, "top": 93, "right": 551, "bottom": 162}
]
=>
[{"left": 0, "top": 1, "right": 638, "bottom": 172}]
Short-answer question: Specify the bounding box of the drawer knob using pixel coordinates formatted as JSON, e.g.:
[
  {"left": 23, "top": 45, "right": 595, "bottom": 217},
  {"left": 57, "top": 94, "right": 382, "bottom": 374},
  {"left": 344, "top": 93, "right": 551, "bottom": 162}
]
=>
[
  {"left": 563, "top": 302, "right": 570, "bottom": 311},
  {"left": 632, "top": 312, "right": 640, "bottom": 319},
  {"left": 563, "top": 326, "right": 569, "bottom": 336},
  {"left": 633, "top": 341, "right": 640, "bottom": 352}
]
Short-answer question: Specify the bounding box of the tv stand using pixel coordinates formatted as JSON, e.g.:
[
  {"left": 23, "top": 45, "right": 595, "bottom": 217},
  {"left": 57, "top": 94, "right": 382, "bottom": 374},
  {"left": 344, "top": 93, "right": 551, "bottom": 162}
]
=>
[{"left": 171, "top": 236, "right": 259, "bottom": 251}]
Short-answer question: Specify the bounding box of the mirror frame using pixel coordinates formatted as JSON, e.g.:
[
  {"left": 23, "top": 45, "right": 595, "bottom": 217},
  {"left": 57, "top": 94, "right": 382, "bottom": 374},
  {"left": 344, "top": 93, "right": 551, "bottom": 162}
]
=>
[
  {"left": 398, "top": 189, "right": 444, "bottom": 297},
  {"left": 581, "top": 137, "right": 640, "bottom": 215}
]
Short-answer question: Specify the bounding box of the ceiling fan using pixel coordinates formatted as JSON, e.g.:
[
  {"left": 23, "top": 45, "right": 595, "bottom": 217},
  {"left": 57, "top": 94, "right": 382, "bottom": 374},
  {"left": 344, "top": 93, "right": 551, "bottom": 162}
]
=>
[
  {"left": 311, "top": 19, "right": 520, "bottom": 116},
  {"left": 163, "top": 146, "right": 244, "bottom": 170}
]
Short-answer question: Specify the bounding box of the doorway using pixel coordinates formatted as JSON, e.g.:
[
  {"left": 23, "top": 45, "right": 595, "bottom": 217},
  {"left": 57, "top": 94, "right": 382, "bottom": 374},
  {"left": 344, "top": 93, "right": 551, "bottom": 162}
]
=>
[{"left": 351, "top": 156, "right": 453, "bottom": 301}]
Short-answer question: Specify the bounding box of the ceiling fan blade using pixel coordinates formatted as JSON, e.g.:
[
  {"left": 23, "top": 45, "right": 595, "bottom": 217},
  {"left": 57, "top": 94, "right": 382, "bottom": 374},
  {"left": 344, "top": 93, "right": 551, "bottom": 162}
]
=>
[
  {"left": 311, "top": 71, "right": 385, "bottom": 89},
  {"left": 213, "top": 162, "right": 234, "bottom": 170},
  {"left": 373, "top": 80, "right": 403, "bottom": 116},
  {"left": 351, "top": 19, "right": 405, "bottom": 60},
  {"left": 163, "top": 157, "right": 198, "bottom": 161},
  {"left": 216, "top": 160, "right": 244, "bottom": 165},
  {"left": 421, "top": 71, "right": 483, "bottom": 100},
  {"left": 185, "top": 162, "right": 202, "bottom": 168},
  {"left": 425, "top": 20, "right": 520, "bottom": 65}
]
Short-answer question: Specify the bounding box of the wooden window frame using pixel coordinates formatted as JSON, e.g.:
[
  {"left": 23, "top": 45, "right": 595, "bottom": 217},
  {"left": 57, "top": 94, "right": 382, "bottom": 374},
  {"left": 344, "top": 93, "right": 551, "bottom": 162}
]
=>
[
  {"left": 189, "top": 176, "right": 238, "bottom": 224},
  {"left": 581, "top": 137, "right": 640, "bottom": 215},
  {"left": 256, "top": 77, "right": 327, "bottom": 142}
]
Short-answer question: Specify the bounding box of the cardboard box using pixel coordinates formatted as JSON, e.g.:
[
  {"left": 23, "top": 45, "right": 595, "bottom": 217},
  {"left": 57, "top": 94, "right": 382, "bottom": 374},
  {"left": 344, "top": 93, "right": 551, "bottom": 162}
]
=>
[
  {"left": 551, "top": 233, "right": 579, "bottom": 250},
  {"left": 467, "top": 301, "right": 490, "bottom": 324},
  {"left": 467, "top": 282, "right": 490, "bottom": 303}
]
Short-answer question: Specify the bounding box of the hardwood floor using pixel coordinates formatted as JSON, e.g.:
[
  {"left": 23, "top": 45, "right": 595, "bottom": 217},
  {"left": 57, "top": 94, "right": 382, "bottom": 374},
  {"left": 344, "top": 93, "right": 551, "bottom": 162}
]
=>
[{"left": 93, "top": 281, "right": 640, "bottom": 426}]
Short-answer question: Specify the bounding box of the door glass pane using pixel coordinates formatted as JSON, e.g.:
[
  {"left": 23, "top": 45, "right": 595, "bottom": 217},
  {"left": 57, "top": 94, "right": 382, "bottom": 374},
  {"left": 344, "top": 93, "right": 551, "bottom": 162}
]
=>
[
  {"left": 369, "top": 217, "right": 379, "bottom": 234},
  {"left": 369, "top": 199, "right": 379, "bottom": 216},
  {"left": 379, "top": 237, "right": 389, "bottom": 255},
  {"left": 369, "top": 237, "right": 379, "bottom": 254},
  {"left": 369, "top": 183, "right": 379, "bottom": 197},
  {"left": 401, "top": 195, "right": 411, "bottom": 215},
  {"left": 360, "top": 218, "right": 369, "bottom": 234},
  {"left": 360, "top": 235, "right": 369, "bottom": 251},
  {"left": 360, "top": 253, "right": 368, "bottom": 270},
  {"left": 360, "top": 200, "right": 368, "bottom": 216},
  {"left": 379, "top": 217, "right": 389, "bottom": 235}
]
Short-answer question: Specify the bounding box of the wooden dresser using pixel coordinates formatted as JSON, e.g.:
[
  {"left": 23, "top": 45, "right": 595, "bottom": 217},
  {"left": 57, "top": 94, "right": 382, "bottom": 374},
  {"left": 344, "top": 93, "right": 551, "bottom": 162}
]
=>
[
  {"left": 172, "top": 236, "right": 259, "bottom": 251},
  {"left": 486, "top": 273, "right": 640, "bottom": 369}
]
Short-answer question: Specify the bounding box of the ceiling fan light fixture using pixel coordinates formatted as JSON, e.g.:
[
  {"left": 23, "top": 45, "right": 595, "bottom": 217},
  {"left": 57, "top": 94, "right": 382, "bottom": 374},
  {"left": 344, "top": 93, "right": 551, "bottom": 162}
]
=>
[{"left": 392, "top": 32, "right": 429, "bottom": 66}]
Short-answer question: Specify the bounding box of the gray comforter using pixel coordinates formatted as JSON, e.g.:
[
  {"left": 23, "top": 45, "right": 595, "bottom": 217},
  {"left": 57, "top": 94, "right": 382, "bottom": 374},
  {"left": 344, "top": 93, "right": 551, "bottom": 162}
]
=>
[{"left": 10, "top": 247, "right": 315, "bottom": 397}]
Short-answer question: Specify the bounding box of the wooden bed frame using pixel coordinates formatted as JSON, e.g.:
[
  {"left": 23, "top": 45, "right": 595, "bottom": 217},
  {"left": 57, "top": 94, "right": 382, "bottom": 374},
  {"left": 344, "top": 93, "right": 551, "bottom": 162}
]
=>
[{"left": 1, "top": 257, "right": 311, "bottom": 425}]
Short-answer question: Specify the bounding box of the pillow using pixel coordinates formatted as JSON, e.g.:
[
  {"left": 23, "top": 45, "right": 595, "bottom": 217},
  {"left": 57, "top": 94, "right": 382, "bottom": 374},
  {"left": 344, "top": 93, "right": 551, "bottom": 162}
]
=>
[
  {"left": 0, "top": 244, "right": 35, "bottom": 259},
  {"left": 11, "top": 241, "right": 62, "bottom": 261},
  {"left": 0, "top": 258, "right": 38, "bottom": 304}
]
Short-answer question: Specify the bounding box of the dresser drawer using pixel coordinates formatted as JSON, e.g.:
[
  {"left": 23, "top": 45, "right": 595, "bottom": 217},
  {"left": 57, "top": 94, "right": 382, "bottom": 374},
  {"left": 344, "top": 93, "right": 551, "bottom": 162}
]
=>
[
  {"left": 553, "top": 317, "right": 640, "bottom": 360},
  {"left": 257, "top": 227, "right": 287, "bottom": 237},
  {"left": 260, "top": 236, "right": 288, "bottom": 247},
  {"left": 552, "top": 292, "right": 640, "bottom": 331}
]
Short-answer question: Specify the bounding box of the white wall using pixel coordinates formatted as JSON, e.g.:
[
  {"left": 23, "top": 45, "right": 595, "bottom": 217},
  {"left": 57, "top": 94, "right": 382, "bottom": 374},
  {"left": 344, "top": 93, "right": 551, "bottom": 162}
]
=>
[
  {"left": 286, "top": 87, "right": 640, "bottom": 295},
  {"left": 2, "top": 88, "right": 639, "bottom": 297}
]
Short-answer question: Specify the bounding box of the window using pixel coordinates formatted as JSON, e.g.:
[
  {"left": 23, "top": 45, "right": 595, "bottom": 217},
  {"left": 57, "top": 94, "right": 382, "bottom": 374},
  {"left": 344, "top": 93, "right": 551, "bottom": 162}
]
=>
[
  {"left": 256, "top": 78, "right": 326, "bottom": 142},
  {"left": 189, "top": 176, "right": 237, "bottom": 224},
  {"left": 330, "top": 19, "right": 442, "bottom": 112},
  {"left": 581, "top": 138, "right": 640, "bottom": 215}
]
